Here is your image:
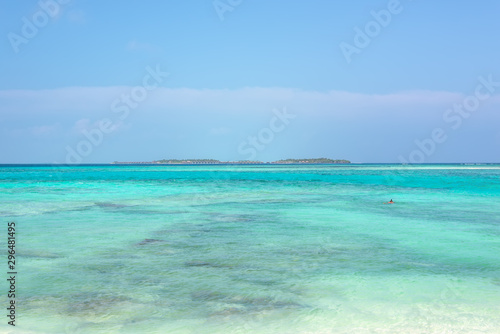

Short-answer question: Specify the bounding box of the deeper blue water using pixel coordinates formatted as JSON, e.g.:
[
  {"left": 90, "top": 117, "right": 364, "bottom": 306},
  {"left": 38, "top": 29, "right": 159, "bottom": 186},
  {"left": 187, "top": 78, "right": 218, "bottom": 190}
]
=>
[{"left": 0, "top": 164, "right": 499, "bottom": 333}]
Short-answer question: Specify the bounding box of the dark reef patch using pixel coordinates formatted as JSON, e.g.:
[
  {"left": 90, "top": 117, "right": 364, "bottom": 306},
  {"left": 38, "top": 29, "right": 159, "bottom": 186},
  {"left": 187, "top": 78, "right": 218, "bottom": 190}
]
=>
[
  {"left": 135, "top": 238, "right": 166, "bottom": 246},
  {"left": 185, "top": 261, "right": 233, "bottom": 269},
  {"left": 94, "top": 202, "right": 129, "bottom": 209},
  {"left": 65, "top": 292, "right": 132, "bottom": 315},
  {"left": 18, "top": 250, "right": 62, "bottom": 259}
]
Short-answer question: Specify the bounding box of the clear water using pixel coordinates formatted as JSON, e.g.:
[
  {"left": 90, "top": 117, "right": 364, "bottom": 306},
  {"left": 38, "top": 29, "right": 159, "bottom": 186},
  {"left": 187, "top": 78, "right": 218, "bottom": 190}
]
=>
[{"left": 0, "top": 164, "right": 499, "bottom": 333}]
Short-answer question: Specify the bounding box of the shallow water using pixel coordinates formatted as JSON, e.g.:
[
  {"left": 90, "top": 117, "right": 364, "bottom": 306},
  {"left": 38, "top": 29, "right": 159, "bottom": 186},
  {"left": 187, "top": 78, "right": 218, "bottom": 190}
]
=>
[{"left": 1, "top": 164, "right": 499, "bottom": 333}]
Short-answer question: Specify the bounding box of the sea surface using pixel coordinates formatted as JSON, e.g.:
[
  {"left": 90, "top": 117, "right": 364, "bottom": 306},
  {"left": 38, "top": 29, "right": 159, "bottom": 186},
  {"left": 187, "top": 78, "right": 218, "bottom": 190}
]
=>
[{"left": 0, "top": 164, "right": 499, "bottom": 333}]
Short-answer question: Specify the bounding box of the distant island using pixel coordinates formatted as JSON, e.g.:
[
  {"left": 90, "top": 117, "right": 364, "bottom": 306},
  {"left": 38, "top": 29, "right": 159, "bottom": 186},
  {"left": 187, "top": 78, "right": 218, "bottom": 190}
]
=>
[{"left": 112, "top": 158, "right": 350, "bottom": 165}]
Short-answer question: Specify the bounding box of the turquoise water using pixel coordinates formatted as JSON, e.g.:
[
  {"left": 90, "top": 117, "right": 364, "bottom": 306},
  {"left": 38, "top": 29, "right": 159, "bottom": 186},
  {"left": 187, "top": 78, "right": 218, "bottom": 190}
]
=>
[{"left": 1, "top": 164, "right": 499, "bottom": 333}]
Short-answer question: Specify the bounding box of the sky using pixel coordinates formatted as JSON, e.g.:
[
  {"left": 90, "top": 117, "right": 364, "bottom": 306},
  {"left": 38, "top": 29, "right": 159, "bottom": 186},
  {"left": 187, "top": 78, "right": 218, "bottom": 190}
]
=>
[{"left": 1, "top": 0, "right": 500, "bottom": 163}]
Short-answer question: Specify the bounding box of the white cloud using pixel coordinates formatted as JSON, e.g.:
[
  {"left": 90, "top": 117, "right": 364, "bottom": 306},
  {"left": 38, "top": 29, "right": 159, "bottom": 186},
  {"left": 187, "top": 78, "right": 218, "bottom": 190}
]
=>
[
  {"left": 1, "top": 86, "right": 499, "bottom": 163},
  {"left": 31, "top": 123, "right": 61, "bottom": 136},
  {"left": 70, "top": 118, "right": 129, "bottom": 135},
  {"left": 4, "top": 123, "right": 61, "bottom": 138},
  {"left": 0, "top": 86, "right": 497, "bottom": 121}
]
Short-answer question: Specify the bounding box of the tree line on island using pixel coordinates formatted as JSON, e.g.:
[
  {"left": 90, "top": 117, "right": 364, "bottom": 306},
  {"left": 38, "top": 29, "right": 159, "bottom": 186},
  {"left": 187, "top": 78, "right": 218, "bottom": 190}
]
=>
[{"left": 113, "top": 158, "right": 351, "bottom": 164}]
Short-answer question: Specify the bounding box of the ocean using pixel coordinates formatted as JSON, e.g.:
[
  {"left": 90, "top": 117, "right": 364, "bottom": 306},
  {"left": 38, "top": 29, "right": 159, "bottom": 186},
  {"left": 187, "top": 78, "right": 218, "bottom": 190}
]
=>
[{"left": 0, "top": 164, "right": 499, "bottom": 333}]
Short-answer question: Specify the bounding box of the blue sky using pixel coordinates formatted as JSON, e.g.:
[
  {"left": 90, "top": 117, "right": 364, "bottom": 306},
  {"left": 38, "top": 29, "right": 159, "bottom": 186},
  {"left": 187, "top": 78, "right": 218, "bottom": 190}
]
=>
[{"left": 1, "top": 0, "right": 500, "bottom": 163}]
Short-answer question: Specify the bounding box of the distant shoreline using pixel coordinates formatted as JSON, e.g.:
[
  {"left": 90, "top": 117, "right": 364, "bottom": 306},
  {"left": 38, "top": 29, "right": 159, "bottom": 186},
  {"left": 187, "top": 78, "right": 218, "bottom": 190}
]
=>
[
  {"left": 2, "top": 162, "right": 500, "bottom": 167},
  {"left": 112, "top": 158, "right": 351, "bottom": 165}
]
